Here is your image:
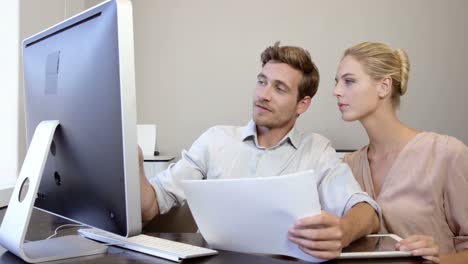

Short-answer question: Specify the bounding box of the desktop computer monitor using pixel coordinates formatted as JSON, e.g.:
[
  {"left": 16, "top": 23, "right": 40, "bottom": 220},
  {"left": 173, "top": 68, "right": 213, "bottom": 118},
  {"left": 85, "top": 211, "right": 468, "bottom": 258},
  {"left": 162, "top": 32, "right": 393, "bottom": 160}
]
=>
[{"left": 0, "top": 0, "right": 141, "bottom": 262}]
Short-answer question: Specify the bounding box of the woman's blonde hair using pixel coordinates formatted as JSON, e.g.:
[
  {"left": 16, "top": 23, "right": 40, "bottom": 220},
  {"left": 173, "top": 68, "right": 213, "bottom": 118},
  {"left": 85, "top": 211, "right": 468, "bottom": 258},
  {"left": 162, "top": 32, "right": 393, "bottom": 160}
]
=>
[{"left": 344, "top": 42, "right": 410, "bottom": 108}]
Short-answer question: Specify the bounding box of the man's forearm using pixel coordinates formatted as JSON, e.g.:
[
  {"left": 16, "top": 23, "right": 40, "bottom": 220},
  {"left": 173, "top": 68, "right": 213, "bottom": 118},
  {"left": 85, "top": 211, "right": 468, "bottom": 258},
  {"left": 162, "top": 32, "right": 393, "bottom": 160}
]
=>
[
  {"left": 138, "top": 147, "right": 160, "bottom": 221},
  {"left": 140, "top": 173, "right": 160, "bottom": 221},
  {"left": 340, "top": 202, "right": 380, "bottom": 247}
]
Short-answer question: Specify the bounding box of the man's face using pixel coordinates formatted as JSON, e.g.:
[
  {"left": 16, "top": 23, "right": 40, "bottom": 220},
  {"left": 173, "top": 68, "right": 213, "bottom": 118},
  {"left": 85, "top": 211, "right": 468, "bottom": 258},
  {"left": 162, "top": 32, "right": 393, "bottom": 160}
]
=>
[{"left": 253, "top": 61, "right": 308, "bottom": 130}]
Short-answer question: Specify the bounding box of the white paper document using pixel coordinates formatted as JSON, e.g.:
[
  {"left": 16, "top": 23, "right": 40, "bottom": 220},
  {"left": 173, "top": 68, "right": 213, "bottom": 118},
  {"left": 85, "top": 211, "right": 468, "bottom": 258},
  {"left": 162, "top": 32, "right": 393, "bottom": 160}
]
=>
[
  {"left": 180, "top": 170, "right": 323, "bottom": 262},
  {"left": 137, "top": 124, "right": 156, "bottom": 156}
]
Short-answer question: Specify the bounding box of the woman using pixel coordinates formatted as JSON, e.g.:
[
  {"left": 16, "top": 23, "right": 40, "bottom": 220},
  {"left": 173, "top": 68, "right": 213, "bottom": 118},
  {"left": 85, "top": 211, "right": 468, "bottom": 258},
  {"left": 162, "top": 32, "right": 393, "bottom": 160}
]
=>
[{"left": 334, "top": 42, "right": 468, "bottom": 263}]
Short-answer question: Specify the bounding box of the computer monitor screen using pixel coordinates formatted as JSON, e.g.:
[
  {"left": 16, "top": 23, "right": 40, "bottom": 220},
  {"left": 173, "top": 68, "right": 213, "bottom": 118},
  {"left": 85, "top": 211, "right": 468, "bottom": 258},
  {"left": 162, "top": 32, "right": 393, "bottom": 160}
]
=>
[{"left": 22, "top": 0, "right": 141, "bottom": 237}]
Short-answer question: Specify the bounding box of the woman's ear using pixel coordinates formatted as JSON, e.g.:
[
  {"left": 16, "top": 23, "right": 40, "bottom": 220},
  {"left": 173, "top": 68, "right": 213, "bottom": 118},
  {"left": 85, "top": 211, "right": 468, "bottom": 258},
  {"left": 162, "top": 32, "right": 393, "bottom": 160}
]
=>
[{"left": 378, "top": 77, "right": 392, "bottom": 98}]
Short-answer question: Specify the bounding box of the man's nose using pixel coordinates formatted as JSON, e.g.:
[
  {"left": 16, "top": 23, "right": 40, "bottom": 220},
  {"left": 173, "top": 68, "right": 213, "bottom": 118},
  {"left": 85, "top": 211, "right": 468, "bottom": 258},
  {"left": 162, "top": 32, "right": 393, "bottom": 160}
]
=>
[{"left": 257, "top": 85, "right": 272, "bottom": 101}]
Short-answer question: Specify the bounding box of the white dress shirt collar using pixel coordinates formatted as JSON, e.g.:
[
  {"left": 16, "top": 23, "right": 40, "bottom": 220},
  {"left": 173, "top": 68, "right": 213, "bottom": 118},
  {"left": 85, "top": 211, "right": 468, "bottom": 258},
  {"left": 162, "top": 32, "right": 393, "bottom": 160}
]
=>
[{"left": 240, "top": 119, "right": 300, "bottom": 150}]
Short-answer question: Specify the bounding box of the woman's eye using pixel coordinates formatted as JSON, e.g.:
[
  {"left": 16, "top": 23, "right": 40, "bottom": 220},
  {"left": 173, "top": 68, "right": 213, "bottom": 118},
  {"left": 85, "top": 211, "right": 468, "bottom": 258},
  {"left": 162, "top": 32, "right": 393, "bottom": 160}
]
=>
[{"left": 345, "top": 79, "right": 355, "bottom": 84}]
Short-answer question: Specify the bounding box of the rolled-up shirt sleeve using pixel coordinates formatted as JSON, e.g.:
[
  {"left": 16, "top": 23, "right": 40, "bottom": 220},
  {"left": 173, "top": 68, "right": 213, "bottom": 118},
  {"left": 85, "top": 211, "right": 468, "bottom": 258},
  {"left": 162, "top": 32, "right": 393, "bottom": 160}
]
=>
[
  {"left": 318, "top": 163, "right": 381, "bottom": 218},
  {"left": 148, "top": 129, "right": 213, "bottom": 214},
  {"left": 315, "top": 143, "right": 382, "bottom": 221}
]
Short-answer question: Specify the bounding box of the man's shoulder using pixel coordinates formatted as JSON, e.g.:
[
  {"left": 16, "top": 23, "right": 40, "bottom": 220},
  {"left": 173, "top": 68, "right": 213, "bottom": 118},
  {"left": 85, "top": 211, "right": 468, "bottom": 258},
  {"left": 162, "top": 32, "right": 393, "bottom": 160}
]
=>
[
  {"left": 298, "top": 131, "right": 332, "bottom": 147},
  {"left": 189, "top": 125, "right": 246, "bottom": 152},
  {"left": 204, "top": 124, "right": 244, "bottom": 133},
  {"left": 201, "top": 124, "right": 246, "bottom": 139}
]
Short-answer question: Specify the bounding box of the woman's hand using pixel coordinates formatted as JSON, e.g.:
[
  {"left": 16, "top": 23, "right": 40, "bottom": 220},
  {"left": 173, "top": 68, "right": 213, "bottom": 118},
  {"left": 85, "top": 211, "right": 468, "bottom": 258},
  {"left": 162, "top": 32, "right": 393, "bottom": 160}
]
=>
[{"left": 396, "top": 235, "right": 440, "bottom": 263}]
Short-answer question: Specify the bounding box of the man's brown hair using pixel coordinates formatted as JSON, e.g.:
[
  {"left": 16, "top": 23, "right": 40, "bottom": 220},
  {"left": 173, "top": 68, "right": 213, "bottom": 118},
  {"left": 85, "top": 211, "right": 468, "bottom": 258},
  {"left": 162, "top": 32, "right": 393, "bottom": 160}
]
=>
[{"left": 261, "top": 42, "right": 320, "bottom": 101}]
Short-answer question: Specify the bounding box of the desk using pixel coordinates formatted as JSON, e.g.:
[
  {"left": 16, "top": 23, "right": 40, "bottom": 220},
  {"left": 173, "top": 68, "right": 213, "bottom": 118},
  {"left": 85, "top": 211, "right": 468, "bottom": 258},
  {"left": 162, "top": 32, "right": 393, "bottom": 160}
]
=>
[
  {"left": 143, "top": 155, "right": 175, "bottom": 179},
  {"left": 0, "top": 208, "right": 424, "bottom": 264},
  {"left": 143, "top": 155, "right": 175, "bottom": 162}
]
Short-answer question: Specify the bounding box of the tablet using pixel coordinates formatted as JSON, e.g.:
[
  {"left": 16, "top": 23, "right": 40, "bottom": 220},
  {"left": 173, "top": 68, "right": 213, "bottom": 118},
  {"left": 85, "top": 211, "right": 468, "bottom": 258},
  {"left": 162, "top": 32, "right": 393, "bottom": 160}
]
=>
[{"left": 338, "top": 234, "right": 413, "bottom": 259}]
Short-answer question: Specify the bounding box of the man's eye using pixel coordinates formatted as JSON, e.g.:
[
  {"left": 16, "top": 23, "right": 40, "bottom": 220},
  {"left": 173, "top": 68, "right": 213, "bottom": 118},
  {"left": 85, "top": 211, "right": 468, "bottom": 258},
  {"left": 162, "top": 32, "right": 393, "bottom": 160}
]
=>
[
  {"left": 275, "top": 84, "right": 286, "bottom": 92},
  {"left": 257, "top": 79, "right": 266, "bottom": 85}
]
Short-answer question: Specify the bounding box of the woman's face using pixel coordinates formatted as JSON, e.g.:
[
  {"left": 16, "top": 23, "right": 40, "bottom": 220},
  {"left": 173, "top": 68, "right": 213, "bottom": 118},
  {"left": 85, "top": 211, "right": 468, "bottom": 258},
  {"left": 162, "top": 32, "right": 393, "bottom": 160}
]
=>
[{"left": 334, "top": 55, "right": 381, "bottom": 122}]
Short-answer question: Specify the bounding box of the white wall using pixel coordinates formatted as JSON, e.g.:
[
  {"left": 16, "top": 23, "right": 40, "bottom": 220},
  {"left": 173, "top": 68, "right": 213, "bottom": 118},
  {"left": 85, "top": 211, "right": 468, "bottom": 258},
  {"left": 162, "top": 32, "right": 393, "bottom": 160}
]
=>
[
  {"left": 17, "top": 0, "right": 468, "bottom": 161},
  {"left": 0, "top": 1, "right": 20, "bottom": 194},
  {"left": 132, "top": 0, "right": 468, "bottom": 157}
]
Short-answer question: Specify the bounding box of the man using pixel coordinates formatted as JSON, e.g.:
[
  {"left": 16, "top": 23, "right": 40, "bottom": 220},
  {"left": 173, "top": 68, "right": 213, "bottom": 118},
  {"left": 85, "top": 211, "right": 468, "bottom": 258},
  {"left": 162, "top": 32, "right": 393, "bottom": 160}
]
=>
[{"left": 139, "top": 42, "right": 380, "bottom": 260}]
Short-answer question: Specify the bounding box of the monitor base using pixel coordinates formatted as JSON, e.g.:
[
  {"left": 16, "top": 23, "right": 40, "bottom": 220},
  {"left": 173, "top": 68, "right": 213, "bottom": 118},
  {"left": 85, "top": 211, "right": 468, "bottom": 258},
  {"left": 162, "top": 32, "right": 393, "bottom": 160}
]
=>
[
  {"left": 23, "top": 235, "right": 107, "bottom": 261},
  {"left": 0, "top": 120, "right": 107, "bottom": 263}
]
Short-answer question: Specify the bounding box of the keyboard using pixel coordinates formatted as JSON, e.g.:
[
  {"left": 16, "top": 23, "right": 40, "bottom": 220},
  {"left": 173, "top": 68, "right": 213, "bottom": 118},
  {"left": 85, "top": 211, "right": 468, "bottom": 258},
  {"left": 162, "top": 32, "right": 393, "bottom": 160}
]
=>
[{"left": 78, "top": 228, "right": 218, "bottom": 262}]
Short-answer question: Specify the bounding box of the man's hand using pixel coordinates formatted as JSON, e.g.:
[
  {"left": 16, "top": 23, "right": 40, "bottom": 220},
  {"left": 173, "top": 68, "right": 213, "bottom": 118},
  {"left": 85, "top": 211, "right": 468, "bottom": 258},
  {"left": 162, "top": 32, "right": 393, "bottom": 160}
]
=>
[
  {"left": 288, "top": 210, "right": 348, "bottom": 259},
  {"left": 396, "top": 235, "right": 440, "bottom": 263},
  {"left": 137, "top": 145, "right": 145, "bottom": 169}
]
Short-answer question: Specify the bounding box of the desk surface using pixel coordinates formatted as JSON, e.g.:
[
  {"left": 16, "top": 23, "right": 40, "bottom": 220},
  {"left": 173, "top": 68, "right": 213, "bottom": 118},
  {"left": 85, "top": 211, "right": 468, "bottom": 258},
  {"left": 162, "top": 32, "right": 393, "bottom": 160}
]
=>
[
  {"left": 0, "top": 208, "right": 424, "bottom": 264},
  {"left": 144, "top": 155, "right": 175, "bottom": 162}
]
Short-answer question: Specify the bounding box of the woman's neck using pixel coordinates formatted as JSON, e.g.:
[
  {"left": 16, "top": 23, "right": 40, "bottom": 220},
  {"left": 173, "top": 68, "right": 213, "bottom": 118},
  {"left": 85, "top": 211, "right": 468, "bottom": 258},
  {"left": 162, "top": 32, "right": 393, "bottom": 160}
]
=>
[{"left": 361, "top": 106, "right": 419, "bottom": 159}]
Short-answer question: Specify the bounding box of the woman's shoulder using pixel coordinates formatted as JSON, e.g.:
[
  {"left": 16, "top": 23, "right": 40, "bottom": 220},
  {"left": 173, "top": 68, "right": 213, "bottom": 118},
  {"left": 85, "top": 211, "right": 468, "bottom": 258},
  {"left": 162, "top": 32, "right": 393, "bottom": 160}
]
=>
[
  {"left": 343, "top": 145, "right": 369, "bottom": 166},
  {"left": 415, "top": 132, "right": 467, "bottom": 157}
]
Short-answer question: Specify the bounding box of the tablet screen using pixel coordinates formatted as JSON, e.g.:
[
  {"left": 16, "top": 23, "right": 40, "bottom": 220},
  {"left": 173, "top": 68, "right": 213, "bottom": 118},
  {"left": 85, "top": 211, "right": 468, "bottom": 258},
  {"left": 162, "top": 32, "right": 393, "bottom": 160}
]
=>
[{"left": 342, "top": 235, "right": 399, "bottom": 253}]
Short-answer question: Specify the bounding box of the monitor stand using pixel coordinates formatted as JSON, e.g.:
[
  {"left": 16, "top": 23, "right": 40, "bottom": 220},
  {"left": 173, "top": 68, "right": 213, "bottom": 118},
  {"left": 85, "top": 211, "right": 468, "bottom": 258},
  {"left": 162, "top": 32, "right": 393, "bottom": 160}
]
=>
[{"left": 0, "top": 120, "right": 107, "bottom": 263}]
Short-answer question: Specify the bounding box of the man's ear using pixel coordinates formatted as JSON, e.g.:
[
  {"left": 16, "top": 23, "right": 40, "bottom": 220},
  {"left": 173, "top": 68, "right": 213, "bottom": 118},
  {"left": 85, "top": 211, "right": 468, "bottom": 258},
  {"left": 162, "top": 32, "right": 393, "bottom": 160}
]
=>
[
  {"left": 297, "top": 96, "right": 311, "bottom": 116},
  {"left": 378, "top": 77, "right": 392, "bottom": 98}
]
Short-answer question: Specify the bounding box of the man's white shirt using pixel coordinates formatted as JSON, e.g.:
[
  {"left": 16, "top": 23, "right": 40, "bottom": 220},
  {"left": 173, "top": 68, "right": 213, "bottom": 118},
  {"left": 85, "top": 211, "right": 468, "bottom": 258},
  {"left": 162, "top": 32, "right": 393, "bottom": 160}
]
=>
[{"left": 150, "top": 120, "right": 380, "bottom": 217}]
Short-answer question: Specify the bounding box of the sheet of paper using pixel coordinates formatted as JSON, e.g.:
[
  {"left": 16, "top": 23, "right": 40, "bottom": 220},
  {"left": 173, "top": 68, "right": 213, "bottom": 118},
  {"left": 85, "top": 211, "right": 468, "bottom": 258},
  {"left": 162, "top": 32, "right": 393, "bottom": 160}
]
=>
[
  {"left": 180, "top": 170, "right": 323, "bottom": 262},
  {"left": 136, "top": 124, "right": 156, "bottom": 156}
]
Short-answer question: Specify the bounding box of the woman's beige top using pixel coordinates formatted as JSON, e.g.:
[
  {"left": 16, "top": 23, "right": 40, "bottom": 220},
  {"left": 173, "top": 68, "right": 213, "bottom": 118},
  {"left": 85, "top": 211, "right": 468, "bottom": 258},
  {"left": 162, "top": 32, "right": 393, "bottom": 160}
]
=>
[{"left": 344, "top": 132, "right": 468, "bottom": 254}]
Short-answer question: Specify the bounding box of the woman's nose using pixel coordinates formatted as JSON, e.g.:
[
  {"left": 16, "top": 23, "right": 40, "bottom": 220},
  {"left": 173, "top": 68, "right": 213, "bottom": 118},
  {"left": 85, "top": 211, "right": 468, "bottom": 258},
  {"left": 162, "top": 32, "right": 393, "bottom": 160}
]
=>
[{"left": 333, "top": 83, "right": 342, "bottom": 97}]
